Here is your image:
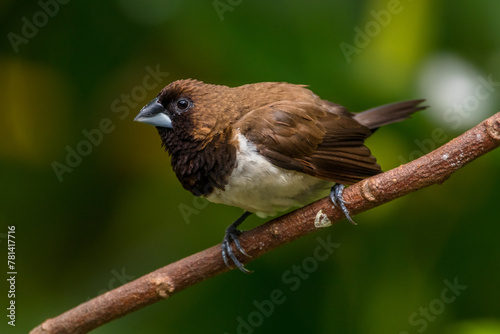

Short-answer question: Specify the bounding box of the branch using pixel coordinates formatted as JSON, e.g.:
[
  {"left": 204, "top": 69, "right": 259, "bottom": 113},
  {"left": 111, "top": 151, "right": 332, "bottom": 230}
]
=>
[{"left": 31, "top": 112, "right": 500, "bottom": 334}]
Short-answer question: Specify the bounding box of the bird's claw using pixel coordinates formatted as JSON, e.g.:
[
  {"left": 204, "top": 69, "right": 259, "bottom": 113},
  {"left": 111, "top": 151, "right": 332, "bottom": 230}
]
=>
[
  {"left": 330, "top": 184, "right": 357, "bottom": 225},
  {"left": 221, "top": 222, "right": 253, "bottom": 274}
]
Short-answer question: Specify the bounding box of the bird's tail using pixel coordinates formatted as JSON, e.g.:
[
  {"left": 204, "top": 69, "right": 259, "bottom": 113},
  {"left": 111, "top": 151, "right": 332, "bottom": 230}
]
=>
[{"left": 353, "top": 99, "right": 427, "bottom": 130}]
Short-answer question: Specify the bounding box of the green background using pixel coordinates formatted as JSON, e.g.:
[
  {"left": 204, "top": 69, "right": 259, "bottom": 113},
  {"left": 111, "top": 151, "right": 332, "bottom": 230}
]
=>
[{"left": 1, "top": 0, "right": 500, "bottom": 333}]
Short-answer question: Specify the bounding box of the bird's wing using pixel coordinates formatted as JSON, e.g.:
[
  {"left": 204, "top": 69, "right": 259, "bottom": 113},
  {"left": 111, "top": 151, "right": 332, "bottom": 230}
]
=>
[{"left": 237, "top": 101, "right": 381, "bottom": 184}]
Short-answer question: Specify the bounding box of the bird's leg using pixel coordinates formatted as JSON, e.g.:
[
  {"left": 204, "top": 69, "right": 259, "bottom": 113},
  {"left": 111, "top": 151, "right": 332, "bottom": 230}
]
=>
[
  {"left": 330, "top": 184, "right": 357, "bottom": 225},
  {"left": 221, "top": 211, "right": 253, "bottom": 274}
]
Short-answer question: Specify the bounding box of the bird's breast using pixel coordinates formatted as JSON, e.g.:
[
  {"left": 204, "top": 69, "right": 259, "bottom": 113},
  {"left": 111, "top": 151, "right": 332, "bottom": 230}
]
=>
[
  {"left": 206, "top": 132, "right": 333, "bottom": 217},
  {"left": 159, "top": 127, "right": 237, "bottom": 196}
]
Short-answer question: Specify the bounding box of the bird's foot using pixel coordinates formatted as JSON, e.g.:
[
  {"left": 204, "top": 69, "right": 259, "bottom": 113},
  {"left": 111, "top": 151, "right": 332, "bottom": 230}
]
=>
[
  {"left": 330, "top": 184, "right": 357, "bottom": 225},
  {"left": 221, "top": 211, "right": 253, "bottom": 274}
]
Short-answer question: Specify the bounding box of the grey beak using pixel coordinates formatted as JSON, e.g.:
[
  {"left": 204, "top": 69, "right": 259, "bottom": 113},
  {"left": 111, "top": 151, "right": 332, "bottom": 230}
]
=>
[{"left": 134, "top": 98, "right": 173, "bottom": 128}]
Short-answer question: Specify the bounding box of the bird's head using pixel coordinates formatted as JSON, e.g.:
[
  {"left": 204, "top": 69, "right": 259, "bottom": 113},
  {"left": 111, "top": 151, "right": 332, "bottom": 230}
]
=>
[{"left": 134, "top": 79, "right": 237, "bottom": 143}]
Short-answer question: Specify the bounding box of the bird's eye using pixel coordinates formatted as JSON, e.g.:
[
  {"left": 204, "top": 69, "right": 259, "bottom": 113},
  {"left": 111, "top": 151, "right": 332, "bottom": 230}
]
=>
[{"left": 176, "top": 99, "right": 189, "bottom": 110}]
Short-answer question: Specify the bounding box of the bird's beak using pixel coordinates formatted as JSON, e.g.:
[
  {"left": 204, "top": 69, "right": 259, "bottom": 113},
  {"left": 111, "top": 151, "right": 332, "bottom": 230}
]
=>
[{"left": 134, "top": 98, "right": 173, "bottom": 128}]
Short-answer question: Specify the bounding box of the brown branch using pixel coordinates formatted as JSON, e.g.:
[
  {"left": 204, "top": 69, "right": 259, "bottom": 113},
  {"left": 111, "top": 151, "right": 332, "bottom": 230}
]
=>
[{"left": 31, "top": 112, "right": 500, "bottom": 334}]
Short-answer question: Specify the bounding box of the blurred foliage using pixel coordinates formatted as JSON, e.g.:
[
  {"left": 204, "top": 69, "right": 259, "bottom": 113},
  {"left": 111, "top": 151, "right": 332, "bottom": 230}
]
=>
[{"left": 1, "top": 0, "right": 500, "bottom": 333}]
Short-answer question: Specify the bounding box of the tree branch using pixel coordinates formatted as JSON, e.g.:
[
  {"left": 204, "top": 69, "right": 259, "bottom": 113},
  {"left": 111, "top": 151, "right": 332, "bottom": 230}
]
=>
[{"left": 31, "top": 112, "right": 500, "bottom": 334}]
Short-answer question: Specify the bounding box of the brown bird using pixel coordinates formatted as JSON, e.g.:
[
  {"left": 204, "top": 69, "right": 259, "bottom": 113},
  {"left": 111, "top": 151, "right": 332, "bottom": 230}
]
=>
[{"left": 134, "top": 79, "right": 426, "bottom": 273}]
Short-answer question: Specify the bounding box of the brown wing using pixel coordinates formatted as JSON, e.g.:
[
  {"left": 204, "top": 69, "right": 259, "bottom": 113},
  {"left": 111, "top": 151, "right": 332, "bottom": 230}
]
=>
[{"left": 237, "top": 101, "right": 381, "bottom": 185}]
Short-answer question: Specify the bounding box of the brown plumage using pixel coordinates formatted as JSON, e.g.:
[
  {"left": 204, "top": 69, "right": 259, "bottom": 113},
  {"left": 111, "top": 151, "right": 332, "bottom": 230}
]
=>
[
  {"left": 135, "top": 79, "right": 426, "bottom": 272},
  {"left": 151, "top": 79, "right": 423, "bottom": 190}
]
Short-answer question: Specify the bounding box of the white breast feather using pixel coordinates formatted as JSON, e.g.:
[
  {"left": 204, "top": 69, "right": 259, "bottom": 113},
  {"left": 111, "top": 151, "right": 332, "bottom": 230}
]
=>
[{"left": 206, "top": 132, "right": 333, "bottom": 217}]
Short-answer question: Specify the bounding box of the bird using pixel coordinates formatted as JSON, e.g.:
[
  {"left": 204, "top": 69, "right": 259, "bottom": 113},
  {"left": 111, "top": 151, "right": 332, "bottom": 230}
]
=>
[{"left": 134, "top": 79, "right": 426, "bottom": 273}]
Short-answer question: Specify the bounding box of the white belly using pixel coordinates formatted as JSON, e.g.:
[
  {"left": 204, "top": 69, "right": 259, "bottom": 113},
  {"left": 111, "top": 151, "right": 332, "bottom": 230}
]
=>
[{"left": 206, "top": 132, "right": 333, "bottom": 217}]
